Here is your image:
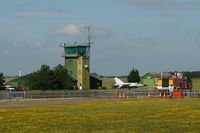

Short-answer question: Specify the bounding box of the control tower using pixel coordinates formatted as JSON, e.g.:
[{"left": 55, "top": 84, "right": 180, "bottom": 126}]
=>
[{"left": 61, "top": 27, "right": 91, "bottom": 89}]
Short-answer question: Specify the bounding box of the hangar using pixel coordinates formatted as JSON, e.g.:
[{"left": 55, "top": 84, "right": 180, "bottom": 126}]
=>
[
  {"left": 141, "top": 73, "right": 160, "bottom": 88},
  {"left": 8, "top": 74, "right": 31, "bottom": 90}
]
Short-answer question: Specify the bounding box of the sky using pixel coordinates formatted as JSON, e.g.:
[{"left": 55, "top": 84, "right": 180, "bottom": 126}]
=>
[{"left": 1, "top": 0, "right": 200, "bottom": 76}]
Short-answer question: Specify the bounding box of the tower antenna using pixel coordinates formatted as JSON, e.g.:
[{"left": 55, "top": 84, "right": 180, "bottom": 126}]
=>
[{"left": 87, "top": 26, "right": 91, "bottom": 46}]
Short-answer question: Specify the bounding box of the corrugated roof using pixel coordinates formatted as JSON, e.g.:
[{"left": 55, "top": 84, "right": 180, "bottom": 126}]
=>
[
  {"left": 142, "top": 72, "right": 161, "bottom": 78},
  {"left": 9, "top": 73, "right": 77, "bottom": 82},
  {"left": 9, "top": 74, "right": 32, "bottom": 82}
]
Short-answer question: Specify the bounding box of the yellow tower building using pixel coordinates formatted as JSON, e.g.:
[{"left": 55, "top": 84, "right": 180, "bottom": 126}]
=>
[{"left": 61, "top": 43, "right": 90, "bottom": 90}]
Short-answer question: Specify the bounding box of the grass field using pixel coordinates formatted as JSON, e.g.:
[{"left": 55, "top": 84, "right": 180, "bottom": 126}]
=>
[{"left": 0, "top": 98, "right": 200, "bottom": 133}]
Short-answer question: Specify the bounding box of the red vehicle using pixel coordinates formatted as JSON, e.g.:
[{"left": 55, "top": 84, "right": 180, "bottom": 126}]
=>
[
  {"left": 157, "top": 77, "right": 192, "bottom": 91},
  {"left": 16, "top": 86, "right": 26, "bottom": 91}
]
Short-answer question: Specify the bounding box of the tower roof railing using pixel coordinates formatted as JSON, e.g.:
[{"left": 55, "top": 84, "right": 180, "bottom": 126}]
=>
[{"left": 60, "top": 42, "right": 90, "bottom": 47}]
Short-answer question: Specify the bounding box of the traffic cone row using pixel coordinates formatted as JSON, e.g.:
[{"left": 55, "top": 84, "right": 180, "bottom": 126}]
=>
[
  {"left": 112, "top": 92, "right": 171, "bottom": 99},
  {"left": 112, "top": 92, "right": 128, "bottom": 99},
  {"left": 117, "top": 92, "right": 128, "bottom": 99}
]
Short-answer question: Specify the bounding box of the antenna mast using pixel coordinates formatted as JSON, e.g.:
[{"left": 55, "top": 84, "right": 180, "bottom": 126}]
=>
[
  {"left": 87, "top": 26, "right": 91, "bottom": 46},
  {"left": 86, "top": 26, "right": 91, "bottom": 57}
]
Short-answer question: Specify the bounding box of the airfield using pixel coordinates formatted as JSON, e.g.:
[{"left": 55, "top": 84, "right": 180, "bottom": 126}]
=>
[
  {"left": 0, "top": 97, "right": 200, "bottom": 133},
  {"left": 1, "top": 81, "right": 200, "bottom": 132},
  {"left": 0, "top": 97, "right": 126, "bottom": 108}
]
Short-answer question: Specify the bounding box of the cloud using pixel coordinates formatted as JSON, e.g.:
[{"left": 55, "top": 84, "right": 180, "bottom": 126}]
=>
[
  {"left": 56, "top": 24, "right": 84, "bottom": 36},
  {"left": 2, "top": 50, "right": 12, "bottom": 56},
  {"left": 194, "top": 36, "right": 200, "bottom": 45},
  {"left": 56, "top": 24, "right": 114, "bottom": 40},
  {"left": 184, "top": 30, "right": 200, "bottom": 46},
  {"left": 0, "top": 40, "right": 44, "bottom": 57},
  {"left": 119, "top": 0, "right": 200, "bottom": 12},
  {"left": 132, "top": 38, "right": 159, "bottom": 47},
  {"left": 93, "top": 27, "right": 114, "bottom": 39},
  {"left": 13, "top": 40, "right": 44, "bottom": 49},
  {"left": 9, "top": 10, "right": 70, "bottom": 18},
  {"left": 26, "top": 40, "right": 44, "bottom": 49}
]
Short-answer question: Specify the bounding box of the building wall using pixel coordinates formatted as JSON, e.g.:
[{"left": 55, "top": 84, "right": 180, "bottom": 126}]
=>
[
  {"left": 141, "top": 73, "right": 156, "bottom": 87},
  {"left": 77, "top": 56, "right": 90, "bottom": 89},
  {"left": 90, "top": 76, "right": 102, "bottom": 89},
  {"left": 101, "top": 77, "right": 114, "bottom": 89},
  {"left": 65, "top": 58, "right": 77, "bottom": 79},
  {"left": 142, "top": 79, "right": 155, "bottom": 87},
  {"left": 9, "top": 81, "right": 30, "bottom": 90},
  {"left": 5, "top": 77, "right": 18, "bottom": 84}
]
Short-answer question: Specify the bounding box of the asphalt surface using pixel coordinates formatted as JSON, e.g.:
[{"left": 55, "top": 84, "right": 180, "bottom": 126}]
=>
[{"left": 0, "top": 98, "right": 128, "bottom": 108}]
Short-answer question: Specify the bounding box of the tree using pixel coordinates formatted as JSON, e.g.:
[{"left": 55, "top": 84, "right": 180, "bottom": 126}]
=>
[
  {"left": 183, "top": 71, "right": 200, "bottom": 78},
  {"left": 0, "top": 73, "right": 5, "bottom": 87},
  {"left": 127, "top": 68, "right": 141, "bottom": 83},
  {"left": 28, "top": 64, "right": 73, "bottom": 90},
  {"left": 28, "top": 65, "right": 53, "bottom": 90},
  {"left": 53, "top": 64, "right": 72, "bottom": 90}
]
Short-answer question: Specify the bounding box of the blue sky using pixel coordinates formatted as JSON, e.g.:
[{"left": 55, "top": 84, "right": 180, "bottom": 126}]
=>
[{"left": 1, "top": 0, "right": 200, "bottom": 76}]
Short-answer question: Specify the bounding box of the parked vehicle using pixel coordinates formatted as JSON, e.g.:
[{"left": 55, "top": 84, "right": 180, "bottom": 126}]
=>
[
  {"left": 0, "top": 85, "right": 16, "bottom": 91},
  {"left": 16, "top": 86, "right": 26, "bottom": 91},
  {"left": 156, "top": 77, "right": 192, "bottom": 91},
  {"left": 0, "top": 86, "right": 6, "bottom": 91}
]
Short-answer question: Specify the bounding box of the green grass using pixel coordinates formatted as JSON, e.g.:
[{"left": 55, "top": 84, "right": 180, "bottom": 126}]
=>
[{"left": 0, "top": 98, "right": 200, "bottom": 133}]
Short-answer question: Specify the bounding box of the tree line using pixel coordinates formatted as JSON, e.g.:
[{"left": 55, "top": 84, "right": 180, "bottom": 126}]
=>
[
  {"left": 28, "top": 64, "right": 74, "bottom": 90},
  {"left": 0, "top": 64, "right": 74, "bottom": 90},
  {"left": 0, "top": 73, "right": 5, "bottom": 87},
  {"left": 183, "top": 71, "right": 200, "bottom": 78}
]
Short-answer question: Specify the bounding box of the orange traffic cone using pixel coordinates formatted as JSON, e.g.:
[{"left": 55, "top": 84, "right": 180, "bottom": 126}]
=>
[
  {"left": 163, "top": 92, "right": 167, "bottom": 98},
  {"left": 148, "top": 92, "right": 151, "bottom": 97},
  {"left": 118, "top": 93, "right": 121, "bottom": 98},
  {"left": 122, "top": 93, "right": 125, "bottom": 98}
]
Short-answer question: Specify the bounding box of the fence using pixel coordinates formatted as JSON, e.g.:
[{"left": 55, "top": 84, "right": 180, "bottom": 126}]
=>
[
  {"left": 0, "top": 91, "right": 25, "bottom": 99},
  {"left": 0, "top": 90, "right": 200, "bottom": 100}
]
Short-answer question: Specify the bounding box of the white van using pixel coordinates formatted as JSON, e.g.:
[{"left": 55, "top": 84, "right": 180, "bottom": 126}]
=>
[{"left": 4, "top": 85, "right": 16, "bottom": 91}]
